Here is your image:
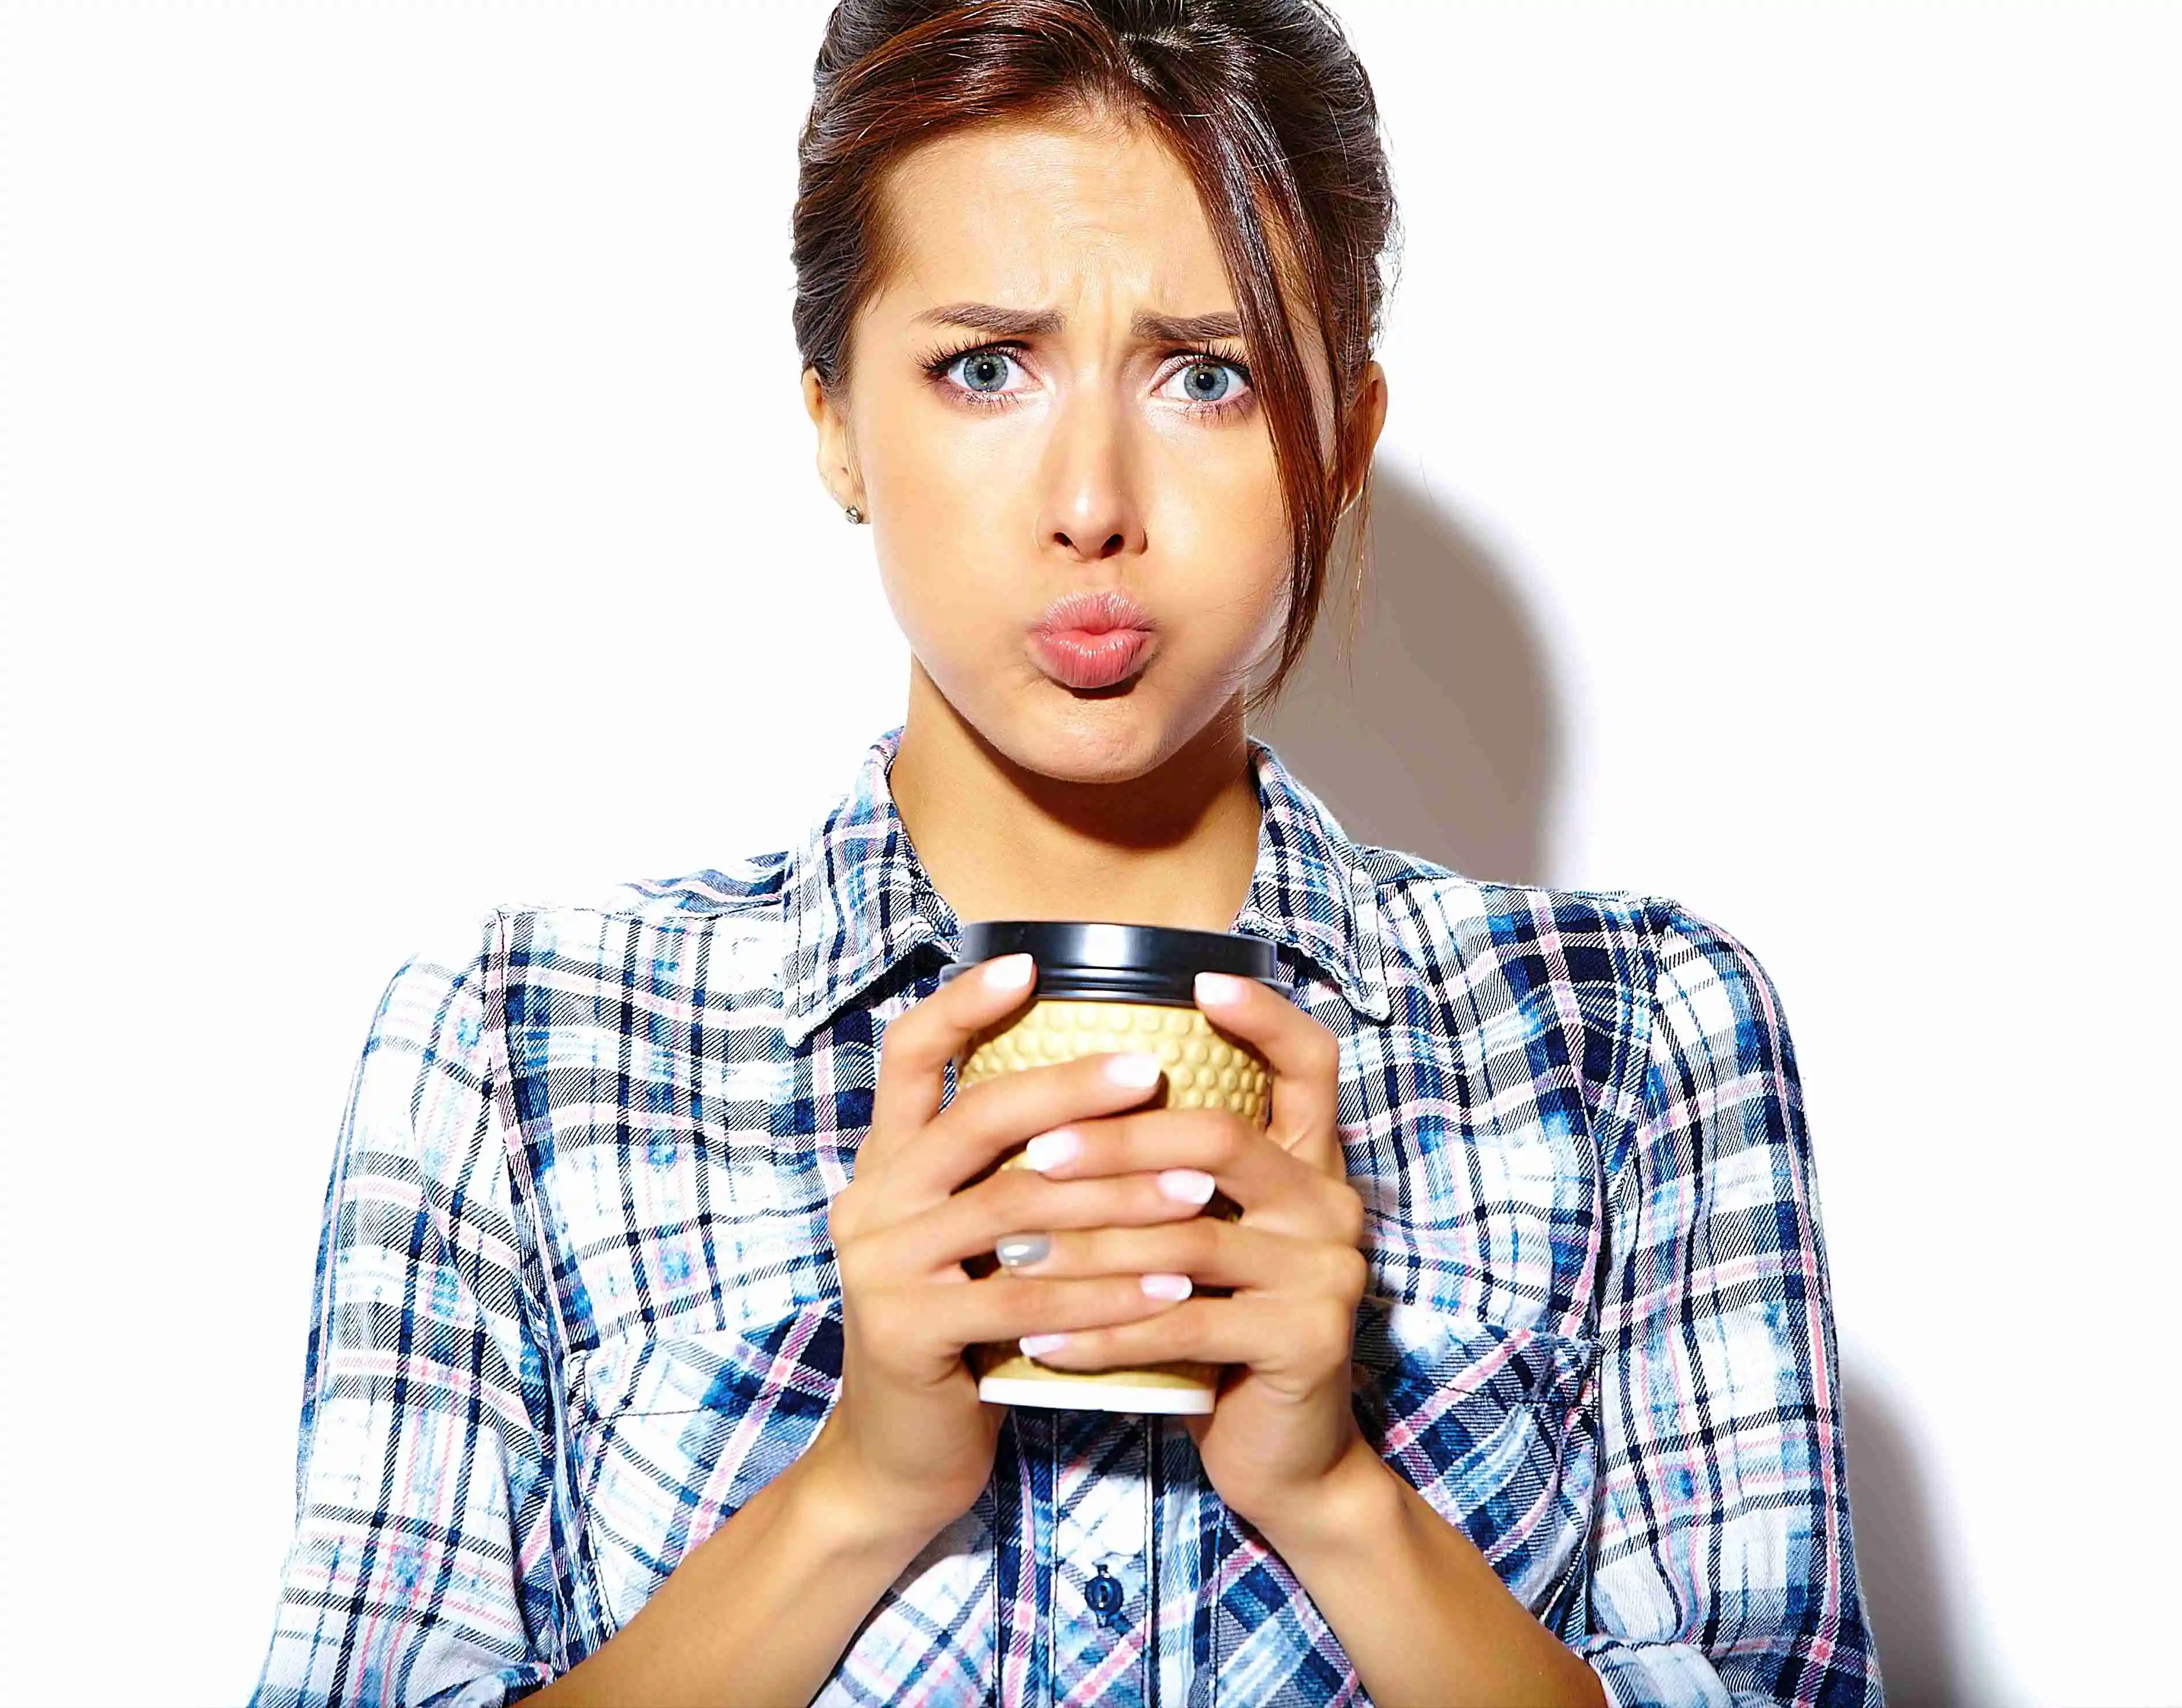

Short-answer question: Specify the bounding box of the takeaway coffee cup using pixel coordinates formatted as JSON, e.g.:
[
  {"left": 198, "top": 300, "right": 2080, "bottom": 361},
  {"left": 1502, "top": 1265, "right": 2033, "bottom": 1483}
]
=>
[{"left": 937, "top": 919, "right": 1278, "bottom": 1415}]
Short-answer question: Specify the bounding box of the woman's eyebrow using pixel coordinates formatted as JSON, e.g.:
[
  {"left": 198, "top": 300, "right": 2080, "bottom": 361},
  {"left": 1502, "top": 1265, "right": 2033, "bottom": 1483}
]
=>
[{"left": 912, "top": 302, "right": 1244, "bottom": 343}]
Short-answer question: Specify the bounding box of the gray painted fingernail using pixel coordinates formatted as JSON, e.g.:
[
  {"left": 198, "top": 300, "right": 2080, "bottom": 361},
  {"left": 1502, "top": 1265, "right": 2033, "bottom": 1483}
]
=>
[{"left": 995, "top": 1233, "right": 1051, "bottom": 1267}]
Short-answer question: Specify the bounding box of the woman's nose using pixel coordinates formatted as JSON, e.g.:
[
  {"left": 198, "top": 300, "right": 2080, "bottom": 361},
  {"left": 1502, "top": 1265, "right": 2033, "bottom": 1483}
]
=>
[{"left": 1040, "top": 392, "right": 1142, "bottom": 560}]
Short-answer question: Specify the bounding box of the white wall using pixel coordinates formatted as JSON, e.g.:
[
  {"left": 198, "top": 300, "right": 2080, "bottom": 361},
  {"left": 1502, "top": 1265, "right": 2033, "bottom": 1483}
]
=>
[{"left": 2, "top": 5, "right": 2172, "bottom": 1704}]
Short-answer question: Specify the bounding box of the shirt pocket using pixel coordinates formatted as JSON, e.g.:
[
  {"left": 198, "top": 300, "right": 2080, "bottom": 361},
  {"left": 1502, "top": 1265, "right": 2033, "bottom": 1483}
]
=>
[
  {"left": 1347, "top": 1298, "right": 1599, "bottom": 1616},
  {"left": 563, "top": 1299, "right": 1002, "bottom": 1694},
  {"left": 566, "top": 1301, "right": 846, "bottom": 1638}
]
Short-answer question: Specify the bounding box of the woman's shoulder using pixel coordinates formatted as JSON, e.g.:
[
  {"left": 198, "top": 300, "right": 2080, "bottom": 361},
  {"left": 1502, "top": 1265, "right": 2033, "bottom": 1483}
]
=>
[
  {"left": 339, "top": 862, "right": 797, "bottom": 1085},
  {"left": 1351, "top": 845, "right": 1792, "bottom": 1041},
  {"left": 387, "top": 855, "right": 798, "bottom": 971},
  {"left": 511, "top": 852, "right": 798, "bottom": 932},
  {"left": 1352, "top": 842, "right": 1674, "bottom": 968}
]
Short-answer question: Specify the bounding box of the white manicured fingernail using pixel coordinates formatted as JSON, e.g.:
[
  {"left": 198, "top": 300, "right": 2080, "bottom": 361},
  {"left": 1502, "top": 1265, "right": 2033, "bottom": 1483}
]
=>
[
  {"left": 1195, "top": 971, "right": 1247, "bottom": 1005},
  {"left": 984, "top": 954, "right": 1034, "bottom": 991},
  {"left": 1024, "top": 1128, "right": 1080, "bottom": 1171},
  {"left": 1105, "top": 1052, "right": 1164, "bottom": 1088},
  {"left": 1140, "top": 1272, "right": 1192, "bottom": 1301},
  {"left": 1020, "top": 1333, "right": 1071, "bottom": 1357},
  {"left": 1158, "top": 1169, "right": 1216, "bottom": 1205}
]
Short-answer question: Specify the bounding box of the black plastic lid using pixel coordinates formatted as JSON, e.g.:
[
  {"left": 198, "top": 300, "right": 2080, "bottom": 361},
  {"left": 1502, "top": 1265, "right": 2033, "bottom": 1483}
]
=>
[{"left": 936, "top": 918, "right": 1278, "bottom": 1006}]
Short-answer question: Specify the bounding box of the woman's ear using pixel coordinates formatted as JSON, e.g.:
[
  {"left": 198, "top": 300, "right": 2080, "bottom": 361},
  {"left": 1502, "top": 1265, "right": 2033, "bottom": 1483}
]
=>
[
  {"left": 803, "top": 365, "right": 867, "bottom": 516},
  {"left": 1334, "top": 360, "right": 1389, "bottom": 516}
]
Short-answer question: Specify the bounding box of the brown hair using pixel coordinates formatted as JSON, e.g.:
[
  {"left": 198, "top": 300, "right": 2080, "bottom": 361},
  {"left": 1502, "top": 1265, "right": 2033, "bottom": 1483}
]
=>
[{"left": 791, "top": 0, "right": 1400, "bottom": 721}]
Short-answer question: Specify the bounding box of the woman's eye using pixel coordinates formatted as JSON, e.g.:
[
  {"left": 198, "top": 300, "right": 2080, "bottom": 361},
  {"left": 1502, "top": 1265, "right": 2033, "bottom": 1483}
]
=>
[
  {"left": 946, "top": 348, "right": 1023, "bottom": 396},
  {"left": 1162, "top": 358, "right": 1251, "bottom": 410},
  {"left": 932, "top": 347, "right": 1252, "bottom": 414}
]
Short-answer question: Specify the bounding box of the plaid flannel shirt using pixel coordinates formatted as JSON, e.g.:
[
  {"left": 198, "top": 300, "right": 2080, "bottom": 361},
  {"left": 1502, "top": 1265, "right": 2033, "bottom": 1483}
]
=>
[{"left": 251, "top": 721, "right": 1882, "bottom": 1707}]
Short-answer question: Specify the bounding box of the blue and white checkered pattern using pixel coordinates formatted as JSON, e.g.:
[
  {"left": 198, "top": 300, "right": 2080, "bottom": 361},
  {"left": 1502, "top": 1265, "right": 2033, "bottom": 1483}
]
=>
[{"left": 250, "top": 720, "right": 1882, "bottom": 1706}]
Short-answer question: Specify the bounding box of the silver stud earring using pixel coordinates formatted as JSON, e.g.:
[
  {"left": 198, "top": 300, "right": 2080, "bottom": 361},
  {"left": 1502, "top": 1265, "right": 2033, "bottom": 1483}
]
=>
[{"left": 844, "top": 504, "right": 865, "bottom": 524}]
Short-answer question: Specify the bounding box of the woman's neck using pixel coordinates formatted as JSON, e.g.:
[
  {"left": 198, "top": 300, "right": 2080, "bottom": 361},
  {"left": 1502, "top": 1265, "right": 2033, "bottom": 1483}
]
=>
[{"left": 886, "top": 672, "right": 1262, "bottom": 935}]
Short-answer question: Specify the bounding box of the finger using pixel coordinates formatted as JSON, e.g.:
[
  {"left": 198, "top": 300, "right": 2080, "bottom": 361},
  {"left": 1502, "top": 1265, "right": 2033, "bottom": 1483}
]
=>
[
  {"left": 984, "top": 1215, "right": 1347, "bottom": 1297},
  {"left": 1024, "top": 1106, "right": 1350, "bottom": 1238},
  {"left": 874, "top": 1136, "right": 1212, "bottom": 1279},
  {"left": 940, "top": 1270, "right": 1200, "bottom": 1351},
  {"left": 1016, "top": 1291, "right": 1359, "bottom": 1385},
  {"left": 1192, "top": 971, "right": 1345, "bottom": 1176},
  {"left": 888, "top": 1044, "right": 1173, "bottom": 1211},
  {"left": 866, "top": 952, "right": 1042, "bottom": 1170}
]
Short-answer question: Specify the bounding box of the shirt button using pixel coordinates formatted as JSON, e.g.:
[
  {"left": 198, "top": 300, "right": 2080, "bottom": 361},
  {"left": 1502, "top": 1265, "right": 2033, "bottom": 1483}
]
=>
[{"left": 1086, "top": 1562, "right": 1126, "bottom": 1629}]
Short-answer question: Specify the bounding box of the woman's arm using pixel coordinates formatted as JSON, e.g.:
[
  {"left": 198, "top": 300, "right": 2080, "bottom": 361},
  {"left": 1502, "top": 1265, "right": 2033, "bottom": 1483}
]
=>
[
  {"left": 251, "top": 913, "right": 947, "bottom": 1707},
  {"left": 1569, "top": 900, "right": 1883, "bottom": 1707},
  {"left": 1254, "top": 1434, "right": 1609, "bottom": 1707},
  {"left": 251, "top": 917, "right": 568, "bottom": 1707},
  {"left": 1251, "top": 899, "right": 1883, "bottom": 1708},
  {"left": 526, "top": 1424, "right": 936, "bottom": 1708}
]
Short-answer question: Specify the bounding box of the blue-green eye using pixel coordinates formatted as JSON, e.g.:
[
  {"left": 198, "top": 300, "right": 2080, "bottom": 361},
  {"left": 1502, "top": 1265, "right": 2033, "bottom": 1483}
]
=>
[
  {"left": 919, "top": 340, "right": 1031, "bottom": 410},
  {"left": 1158, "top": 355, "right": 1254, "bottom": 416},
  {"left": 950, "top": 348, "right": 1017, "bottom": 394},
  {"left": 1178, "top": 361, "right": 1235, "bottom": 402},
  {"left": 918, "top": 338, "right": 1255, "bottom": 419}
]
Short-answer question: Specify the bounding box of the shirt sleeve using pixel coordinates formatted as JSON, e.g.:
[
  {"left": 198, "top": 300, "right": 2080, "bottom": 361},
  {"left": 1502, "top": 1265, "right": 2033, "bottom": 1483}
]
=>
[
  {"left": 250, "top": 910, "right": 570, "bottom": 1707},
  {"left": 1571, "top": 900, "right": 1884, "bottom": 1707}
]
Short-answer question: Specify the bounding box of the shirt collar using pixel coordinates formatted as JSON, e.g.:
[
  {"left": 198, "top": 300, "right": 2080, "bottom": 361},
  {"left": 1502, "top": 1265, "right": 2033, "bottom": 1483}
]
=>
[{"left": 780, "top": 723, "right": 1394, "bottom": 1051}]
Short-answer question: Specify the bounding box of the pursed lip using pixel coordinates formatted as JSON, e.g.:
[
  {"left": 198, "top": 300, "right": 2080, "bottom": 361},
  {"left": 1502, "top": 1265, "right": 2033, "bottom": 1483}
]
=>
[
  {"left": 1028, "top": 626, "right": 1155, "bottom": 689},
  {"left": 1032, "top": 587, "right": 1156, "bottom": 637}
]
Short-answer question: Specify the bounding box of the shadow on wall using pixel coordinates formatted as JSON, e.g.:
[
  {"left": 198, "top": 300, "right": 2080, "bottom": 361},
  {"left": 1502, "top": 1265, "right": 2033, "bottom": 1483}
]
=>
[
  {"left": 1261, "top": 466, "right": 1956, "bottom": 1703},
  {"left": 1843, "top": 1356, "right": 1980, "bottom": 1706},
  {"left": 1256, "top": 468, "right": 1560, "bottom": 885}
]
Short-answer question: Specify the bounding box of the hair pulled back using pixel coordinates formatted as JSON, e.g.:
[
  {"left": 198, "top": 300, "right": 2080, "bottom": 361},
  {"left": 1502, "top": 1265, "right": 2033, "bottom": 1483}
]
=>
[{"left": 791, "top": 0, "right": 1400, "bottom": 720}]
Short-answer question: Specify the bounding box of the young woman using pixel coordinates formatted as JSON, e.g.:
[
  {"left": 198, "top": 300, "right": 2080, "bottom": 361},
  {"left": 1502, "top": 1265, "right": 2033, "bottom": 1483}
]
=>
[{"left": 252, "top": 3, "right": 1882, "bottom": 1705}]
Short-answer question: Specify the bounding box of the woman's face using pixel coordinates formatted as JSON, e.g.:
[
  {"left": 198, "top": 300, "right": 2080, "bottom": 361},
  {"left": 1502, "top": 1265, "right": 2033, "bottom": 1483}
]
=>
[{"left": 805, "top": 109, "right": 1374, "bottom": 782}]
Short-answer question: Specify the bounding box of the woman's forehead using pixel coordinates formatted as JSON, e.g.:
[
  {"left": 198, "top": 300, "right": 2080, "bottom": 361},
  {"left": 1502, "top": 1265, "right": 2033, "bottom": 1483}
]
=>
[{"left": 868, "top": 115, "right": 1234, "bottom": 321}]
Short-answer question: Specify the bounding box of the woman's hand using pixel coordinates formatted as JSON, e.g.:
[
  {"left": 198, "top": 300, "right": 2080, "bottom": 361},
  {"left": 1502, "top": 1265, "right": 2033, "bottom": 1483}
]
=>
[
  {"left": 814, "top": 953, "right": 1209, "bottom": 1538},
  {"left": 992, "top": 970, "right": 1371, "bottom": 1533}
]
